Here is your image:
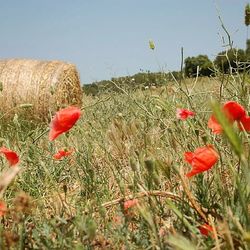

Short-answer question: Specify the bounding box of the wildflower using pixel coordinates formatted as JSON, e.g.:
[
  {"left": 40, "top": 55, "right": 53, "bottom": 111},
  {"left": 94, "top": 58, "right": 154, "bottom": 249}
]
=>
[
  {"left": 198, "top": 223, "right": 214, "bottom": 238},
  {"left": 49, "top": 106, "right": 81, "bottom": 141},
  {"left": 176, "top": 108, "right": 195, "bottom": 120},
  {"left": 238, "top": 115, "right": 250, "bottom": 132},
  {"left": 0, "top": 201, "right": 7, "bottom": 216},
  {"left": 207, "top": 115, "right": 223, "bottom": 134},
  {"left": 53, "top": 149, "right": 73, "bottom": 160},
  {"left": 123, "top": 199, "right": 139, "bottom": 219},
  {"left": 223, "top": 101, "right": 246, "bottom": 121},
  {"left": 0, "top": 147, "right": 19, "bottom": 166},
  {"left": 184, "top": 145, "right": 219, "bottom": 178},
  {"left": 208, "top": 101, "right": 246, "bottom": 134},
  {"left": 124, "top": 199, "right": 139, "bottom": 211}
]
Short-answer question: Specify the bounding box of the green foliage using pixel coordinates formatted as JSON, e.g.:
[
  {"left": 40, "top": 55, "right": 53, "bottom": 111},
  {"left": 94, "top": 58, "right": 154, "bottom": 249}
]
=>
[
  {"left": 184, "top": 54, "right": 213, "bottom": 77},
  {"left": 214, "top": 48, "right": 247, "bottom": 73},
  {"left": 82, "top": 71, "right": 176, "bottom": 96},
  {"left": 1, "top": 73, "right": 250, "bottom": 248},
  {"left": 246, "top": 39, "right": 250, "bottom": 59},
  {"left": 82, "top": 83, "right": 100, "bottom": 96},
  {"left": 245, "top": 3, "right": 250, "bottom": 27}
]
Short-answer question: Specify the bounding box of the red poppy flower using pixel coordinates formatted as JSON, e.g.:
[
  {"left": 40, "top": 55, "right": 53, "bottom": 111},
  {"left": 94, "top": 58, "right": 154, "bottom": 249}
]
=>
[
  {"left": 239, "top": 115, "right": 250, "bottom": 131},
  {"left": 0, "top": 147, "right": 19, "bottom": 166},
  {"left": 176, "top": 108, "right": 195, "bottom": 120},
  {"left": 124, "top": 199, "right": 139, "bottom": 211},
  {"left": 0, "top": 201, "right": 7, "bottom": 217},
  {"left": 53, "top": 149, "right": 73, "bottom": 160},
  {"left": 184, "top": 145, "right": 219, "bottom": 178},
  {"left": 208, "top": 101, "right": 246, "bottom": 134},
  {"left": 207, "top": 115, "right": 223, "bottom": 134},
  {"left": 198, "top": 223, "right": 214, "bottom": 237},
  {"left": 49, "top": 106, "right": 81, "bottom": 141},
  {"left": 223, "top": 101, "right": 246, "bottom": 121}
]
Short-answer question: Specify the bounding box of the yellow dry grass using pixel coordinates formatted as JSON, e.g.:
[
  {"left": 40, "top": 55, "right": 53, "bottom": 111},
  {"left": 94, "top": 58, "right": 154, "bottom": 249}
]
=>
[{"left": 0, "top": 59, "right": 82, "bottom": 121}]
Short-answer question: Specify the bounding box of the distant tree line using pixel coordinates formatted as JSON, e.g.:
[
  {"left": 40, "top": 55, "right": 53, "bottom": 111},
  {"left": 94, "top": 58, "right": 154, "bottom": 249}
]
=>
[
  {"left": 83, "top": 71, "right": 175, "bottom": 96},
  {"left": 83, "top": 44, "right": 250, "bottom": 96},
  {"left": 184, "top": 43, "right": 250, "bottom": 77},
  {"left": 183, "top": 3, "right": 250, "bottom": 77}
]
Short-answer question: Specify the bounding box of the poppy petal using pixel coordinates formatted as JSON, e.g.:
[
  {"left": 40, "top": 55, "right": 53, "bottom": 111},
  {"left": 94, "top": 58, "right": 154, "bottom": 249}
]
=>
[
  {"left": 53, "top": 149, "right": 73, "bottom": 160},
  {"left": 184, "top": 152, "right": 194, "bottom": 164},
  {"left": 208, "top": 101, "right": 247, "bottom": 134},
  {"left": 49, "top": 106, "right": 81, "bottom": 141},
  {"left": 239, "top": 116, "right": 250, "bottom": 131},
  {"left": 208, "top": 115, "right": 223, "bottom": 134},
  {"left": 124, "top": 199, "right": 139, "bottom": 211},
  {"left": 0, "top": 201, "right": 7, "bottom": 216},
  {"left": 223, "top": 101, "right": 246, "bottom": 121},
  {"left": 176, "top": 108, "right": 195, "bottom": 120},
  {"left": 0, "top": 147, "right": 19, "bottom": 166},
  {"left": 198, "top": 223, "right": 214, "bottom": 237},
  {"left": 184, "top": 145, "right": 219, "bottom": 178},
  {"left": 186, "top": 168, "right": 204, "bottom": 178},
  {"left": 49, "top": 130, "right": 63, "bottom": 142}
]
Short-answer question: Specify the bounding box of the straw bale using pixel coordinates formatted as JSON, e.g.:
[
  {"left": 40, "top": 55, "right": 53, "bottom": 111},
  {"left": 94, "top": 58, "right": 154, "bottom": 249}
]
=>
[{"left": 0, "top": 59, "right": 82, "bottom": 121}]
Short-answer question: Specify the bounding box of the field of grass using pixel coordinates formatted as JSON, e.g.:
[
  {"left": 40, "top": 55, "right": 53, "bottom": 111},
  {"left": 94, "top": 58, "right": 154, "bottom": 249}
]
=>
[{"left": 0, "top": 73, "right": 250, "bottom": 249}]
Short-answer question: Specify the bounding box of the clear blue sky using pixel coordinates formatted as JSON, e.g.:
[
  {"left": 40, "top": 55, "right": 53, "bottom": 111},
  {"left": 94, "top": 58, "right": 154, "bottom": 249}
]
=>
[{"left": 0, "top": 0, "right": 247, "bottom": 84}]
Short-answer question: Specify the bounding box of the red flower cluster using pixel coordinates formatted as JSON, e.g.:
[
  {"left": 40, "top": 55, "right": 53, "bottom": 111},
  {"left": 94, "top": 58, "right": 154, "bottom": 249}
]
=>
[
  {"left": 0, "top": 106, "right": 81, "bottom": 213},
  {"left": 49, "top": 106, "right": 81, "bottom": 141},
  {"left": 182, "top": 101, "right": 250, "bottom": 177},
  {"left": 176, "top": 108, "right": 195, "bottom": 120},
  {"left": 208, "top": 101, "right": 250, "bottom": 134}
]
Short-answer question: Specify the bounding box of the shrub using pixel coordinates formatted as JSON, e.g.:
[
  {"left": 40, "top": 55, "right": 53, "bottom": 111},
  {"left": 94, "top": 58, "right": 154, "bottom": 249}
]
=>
[
  {"left": 214, "top": 48, "right": 247, "bottom": 73},
  {"left": 184, "top": 55, "right": 213, "bottom": 77}
]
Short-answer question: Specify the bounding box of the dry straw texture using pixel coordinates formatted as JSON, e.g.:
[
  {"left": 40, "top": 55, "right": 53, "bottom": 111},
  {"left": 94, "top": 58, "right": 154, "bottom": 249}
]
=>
[{"left": 0, "top": 59, "right": 82, "bottom": 121}]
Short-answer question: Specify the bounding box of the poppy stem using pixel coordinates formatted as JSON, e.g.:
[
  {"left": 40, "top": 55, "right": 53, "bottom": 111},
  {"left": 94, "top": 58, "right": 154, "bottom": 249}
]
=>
[
  {"left": 179, "top": 166, "right": 208, "bottom": 223},
  {"left": 32, "top": 128, "right": 50, "bottom": 144}
]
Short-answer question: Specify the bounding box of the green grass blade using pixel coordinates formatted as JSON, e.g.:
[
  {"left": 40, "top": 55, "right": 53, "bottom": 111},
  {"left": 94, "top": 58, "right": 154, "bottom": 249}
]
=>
[{"left": 211, "top": 100, "right": 243, "bottom": 157}]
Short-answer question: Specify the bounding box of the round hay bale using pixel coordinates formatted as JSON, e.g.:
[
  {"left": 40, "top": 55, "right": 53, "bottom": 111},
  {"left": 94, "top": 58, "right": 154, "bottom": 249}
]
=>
[{"left": 0, "top": 59, "right": 82, "bottom": 121}]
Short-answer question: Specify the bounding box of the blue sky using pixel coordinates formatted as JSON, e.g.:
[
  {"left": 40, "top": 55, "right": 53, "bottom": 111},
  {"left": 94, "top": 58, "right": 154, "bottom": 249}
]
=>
[{"left": 0, "top": 0, "right": 247, "bottom": 84}]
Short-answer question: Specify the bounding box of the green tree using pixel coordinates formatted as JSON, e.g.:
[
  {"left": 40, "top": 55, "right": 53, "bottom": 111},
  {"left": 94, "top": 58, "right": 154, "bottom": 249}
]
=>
[
  {"left": 245, "top": 4, "right": 250, "bottom": 57},
  {"left": 214, "top": 48, "right": 247, "bottom": 73},
  {"left": 245, "top": 4, "right": 250, "bottom": 40},
  {"left": 184, "top": 55, "right": 213, "bottom": 77},
  {"left": 246, "top": 39, "right": 250, "bottom": 60}
]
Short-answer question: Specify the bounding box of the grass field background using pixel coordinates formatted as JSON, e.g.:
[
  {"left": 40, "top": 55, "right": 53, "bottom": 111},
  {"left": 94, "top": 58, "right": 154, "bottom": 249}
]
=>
[{"left": 0, "top": 73, "right": 250, "bottom": 249}]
